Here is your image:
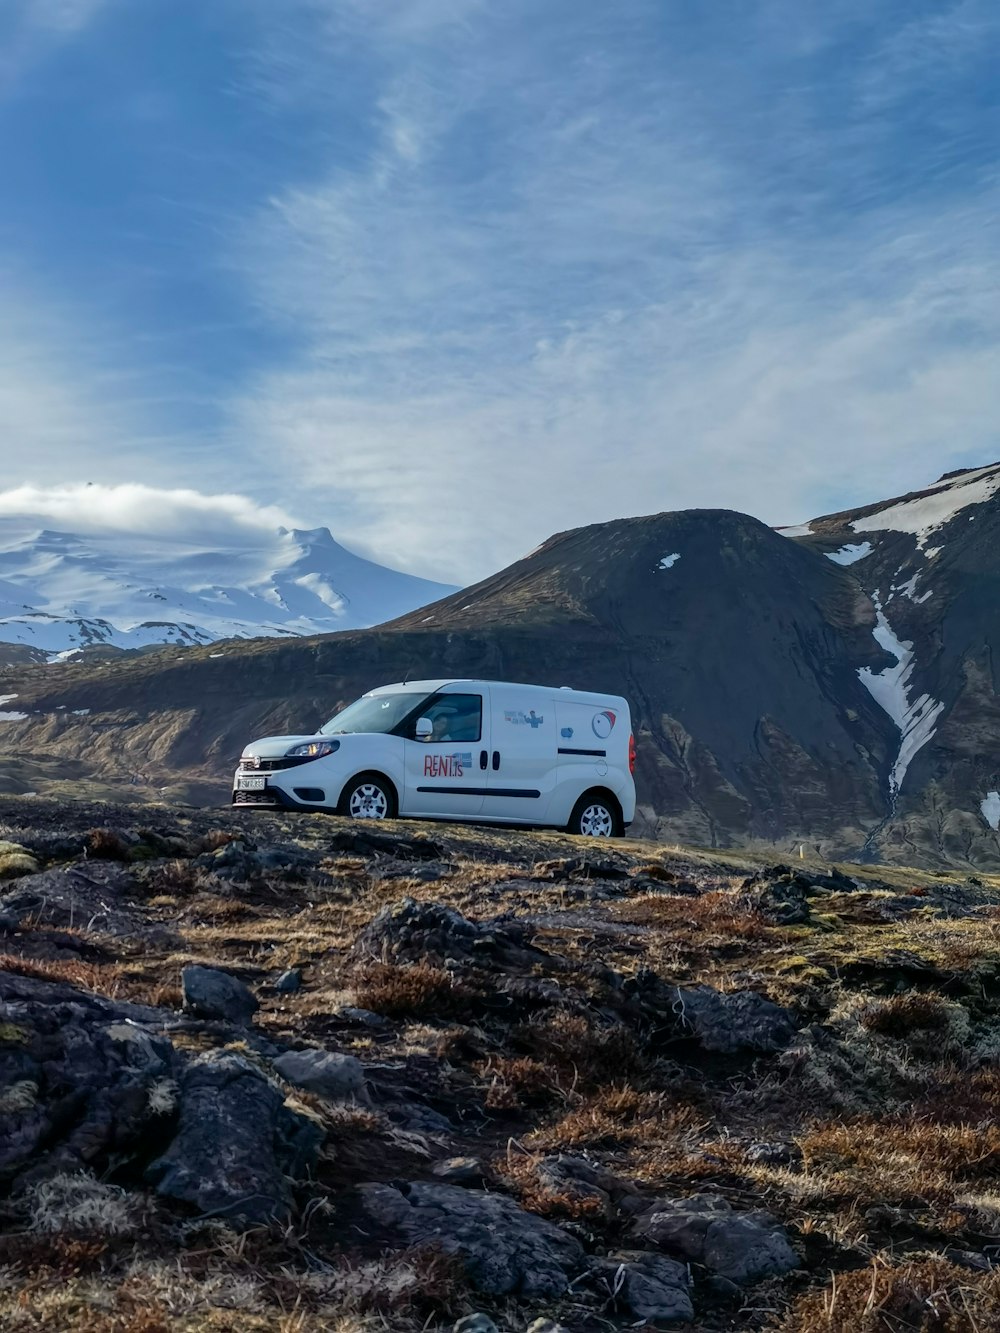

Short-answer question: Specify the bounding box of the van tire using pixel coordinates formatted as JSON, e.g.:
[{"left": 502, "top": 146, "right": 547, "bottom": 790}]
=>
[
  {"left": 338, "top": 772, "right": 398, "bottom": 821},
  {"left": 567, "top": 790, "right": 623, "bottom": 838}
]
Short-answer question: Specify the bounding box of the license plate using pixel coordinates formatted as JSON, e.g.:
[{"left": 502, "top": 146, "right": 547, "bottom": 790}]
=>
[{"left": 236, "top": 775, "right": 267, "bottom": 791}]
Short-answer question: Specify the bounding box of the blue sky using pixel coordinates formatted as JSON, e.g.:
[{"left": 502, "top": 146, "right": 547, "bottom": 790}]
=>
[{"left": 1, "top": 0, "right": 998, "bottom": 582}]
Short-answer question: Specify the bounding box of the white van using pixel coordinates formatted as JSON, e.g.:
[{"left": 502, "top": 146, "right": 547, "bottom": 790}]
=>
[{"left": 232, "top": 679, "right": 636, "bottom": 837}]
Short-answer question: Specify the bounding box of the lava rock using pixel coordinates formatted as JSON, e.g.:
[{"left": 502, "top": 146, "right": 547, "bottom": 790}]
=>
[
  {"left": 433, "top": 1156, "right": 489, "bottom": 1186},
  {"left": 631, "top": 1193, "right": 798, "bottom": 1284},
  {"left": 272, "top": 1048, "right": 371, "bottom": 1105},
  {"left": 275, "top": 968, "right": 302, "bottom": 993},
  {"left": 360, "top": 1180, "right": 584, "bottom": 1296},
  {"left": 673, "top": 984, "right": 797, "bottom": 1054},
  {"left": 181, "top": 965, "right": 258, "bottom": 1025},
  {"left": 529, "top": 1154, "right": 637, "bottom": 1220},
  {"left": 591, "top": 1251, "right": 693, "bottom": 1323},
  {"left": 0, "top": 991, "right": 177, "bottom": 1189},
  {"left": 146, "top": 1051, "right": 322, "bottom": 1224},
  {"left": 350, "top": 897, "right": 549, "bottom": 972}
]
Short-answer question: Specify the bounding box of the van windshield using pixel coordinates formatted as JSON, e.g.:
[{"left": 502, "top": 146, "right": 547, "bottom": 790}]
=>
[{"left": 320, "top": 692, "right": 428, "bottom": 736}]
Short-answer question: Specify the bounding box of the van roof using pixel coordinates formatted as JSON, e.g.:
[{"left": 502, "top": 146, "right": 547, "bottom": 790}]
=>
[{"left": 368, "top": 679, "right": 629, "bottom": 708}]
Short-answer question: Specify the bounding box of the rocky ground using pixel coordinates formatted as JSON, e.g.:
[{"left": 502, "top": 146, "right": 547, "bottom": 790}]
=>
[{"left": 2, "top": 798, "right": 1000, "bottom": 1331}]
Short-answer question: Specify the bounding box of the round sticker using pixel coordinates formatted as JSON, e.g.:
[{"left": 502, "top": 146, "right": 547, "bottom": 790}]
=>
[{"left": 592, "top": 710, "right": 616, "bottom": 739}]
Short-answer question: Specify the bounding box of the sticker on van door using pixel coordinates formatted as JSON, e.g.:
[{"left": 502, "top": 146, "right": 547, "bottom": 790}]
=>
[
  {"left": 504, "top": 709, "right": 544, "bottom": 728},
  {"left": 592, "top": 710, "right": 616, "bottom": 738}
]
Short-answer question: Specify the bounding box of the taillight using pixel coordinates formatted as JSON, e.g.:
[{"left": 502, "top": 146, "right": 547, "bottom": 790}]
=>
[{"left": 629, "top": 733, "right": 636, "bottom": 774}]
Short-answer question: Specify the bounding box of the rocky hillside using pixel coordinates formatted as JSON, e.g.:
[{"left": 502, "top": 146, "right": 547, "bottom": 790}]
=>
[
  {"left": 4, "top": 464, "right": 1000, "bottom": 868},
  {"left": 3, "top": 797, "right": 1000, "bottom": 1331},
  {"left": 782, "top": 463, "right": 1000, "bottom": 867}
]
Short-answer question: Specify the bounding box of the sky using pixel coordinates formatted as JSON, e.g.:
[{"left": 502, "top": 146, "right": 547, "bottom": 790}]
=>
[{"left": 0, "top": 0, "right": 998, "bottom": 584}]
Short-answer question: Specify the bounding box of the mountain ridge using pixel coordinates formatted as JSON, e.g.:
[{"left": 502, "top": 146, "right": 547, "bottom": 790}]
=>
[
  {"left": 0, "top": 521, "right": 456, "bottom": 662},
  {"left": 4, "top": 465, "right": 1000, "bottom": 867}
]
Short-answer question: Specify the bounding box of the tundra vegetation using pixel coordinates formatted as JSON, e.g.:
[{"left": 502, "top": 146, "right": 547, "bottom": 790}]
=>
[{"left": 1, "top": 795, "right": 1000, "bottom": 1331}]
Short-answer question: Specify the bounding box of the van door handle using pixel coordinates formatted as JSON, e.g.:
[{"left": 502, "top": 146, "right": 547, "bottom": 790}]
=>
[
  {"left": 492, "top": 751, "right": 500, "bottom": 771},
  {"left": 479, "top": 749, "right": 487, "bottom": 770}
]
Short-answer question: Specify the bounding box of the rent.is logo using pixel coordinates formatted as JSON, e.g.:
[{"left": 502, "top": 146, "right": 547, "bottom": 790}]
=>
[{"left": 423, "top": 752, "right": 473, "bottom": 777}]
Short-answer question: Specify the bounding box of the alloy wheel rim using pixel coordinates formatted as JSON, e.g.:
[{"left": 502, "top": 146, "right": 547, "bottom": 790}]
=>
[
  {"left": 580, "top": 803, "right": 613, "bottom": 837},
  {"left": 349, "top": 784, "right": 389, "bottom": 819}
]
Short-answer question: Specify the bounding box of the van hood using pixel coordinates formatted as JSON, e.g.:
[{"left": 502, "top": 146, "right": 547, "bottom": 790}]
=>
[{"left": 241, "top": 734, "right": 330, "bottom": 758}]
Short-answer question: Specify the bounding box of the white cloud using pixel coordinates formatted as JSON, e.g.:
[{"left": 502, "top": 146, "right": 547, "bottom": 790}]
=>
[
  {"left": 226, "top": 3, "right": 1000, "bottom": 582},
  {"left": 0, "top": 483, "right": 300, "bottom": 548}
]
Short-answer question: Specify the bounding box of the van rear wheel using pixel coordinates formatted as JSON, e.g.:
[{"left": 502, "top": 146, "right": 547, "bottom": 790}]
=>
[
  {"left": 339, "top": 773, "right": 397, "bottom": 821},
  {"left": 567, "top": 791, "right": 622, "bottom": 838}
]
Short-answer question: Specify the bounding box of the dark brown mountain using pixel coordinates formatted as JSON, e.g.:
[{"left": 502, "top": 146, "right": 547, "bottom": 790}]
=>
[{"left": 4, "top": 466, "right": 1000, "bottom": 866}]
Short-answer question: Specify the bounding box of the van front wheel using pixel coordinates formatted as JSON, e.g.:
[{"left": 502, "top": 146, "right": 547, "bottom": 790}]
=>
[
  {"left": 567, "top": 791, "right": 622, "bottom": 838},
  {"left": 339, "top": 773, "right": 398, "bottom": 821}
]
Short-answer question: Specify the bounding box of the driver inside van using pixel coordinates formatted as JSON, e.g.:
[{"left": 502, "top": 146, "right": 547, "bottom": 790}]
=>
[{"left": 431, "top": 714, "right": 453, "bottom": 742}]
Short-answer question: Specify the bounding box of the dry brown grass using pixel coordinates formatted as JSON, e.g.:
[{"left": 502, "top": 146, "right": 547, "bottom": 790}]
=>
[
  {"left": 352, "top": 961, "right": 474, "bottom": 1019},
  {"left": 515, "top": 1010, "right": 646, "bottom": 1089},
  {"left": 613, "top": 887, "right": 768, "bottom": 940},
  {"left": 778, "top": 1257, "right": 1000, "bottom": 1332},
  {"left": 0, "top": 952, "right": 123, "bottom": 995},
  {"left": 478, "top": 1055, "right": 560, "bottom": 1109},
  {"left": 526, "top": 1086, "right": 698, "bottom": 1151}
]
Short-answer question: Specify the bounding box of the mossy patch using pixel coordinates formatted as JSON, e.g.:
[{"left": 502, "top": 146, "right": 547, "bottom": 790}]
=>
[{"left": 0, "top": 850, "right": 39, "bottom": 879}]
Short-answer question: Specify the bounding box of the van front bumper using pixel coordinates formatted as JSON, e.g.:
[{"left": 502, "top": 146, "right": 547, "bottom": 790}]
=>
[{"left": 231, "top": 778, "right": 337, "bottom": 813}]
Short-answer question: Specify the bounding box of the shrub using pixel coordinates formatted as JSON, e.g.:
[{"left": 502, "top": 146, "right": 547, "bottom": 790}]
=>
[
  {"left": 780, "top": 1258, "right": 1000, "bottom": 1331},
  {"left": 516, "top": 1011, "right": 645, "bottom": 1089},
  {"left": 353, "top": 963, "right": 473, "bottom": 1019}
]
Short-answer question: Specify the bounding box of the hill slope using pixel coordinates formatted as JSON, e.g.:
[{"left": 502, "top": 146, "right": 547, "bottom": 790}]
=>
[{"left": 5, "top": 467, "right": 1000, "bottom": 866}]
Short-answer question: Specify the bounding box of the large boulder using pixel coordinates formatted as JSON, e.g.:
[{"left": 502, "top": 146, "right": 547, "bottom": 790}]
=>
[
  {"left": 359, "top": 1180, "right": 584, "bottom": 1296},
  {"left": 181, "top": 965, "right": 258, "bottom": 1025},
  {"left": 146, "top": 1051, "right": 322, "bottom": 1224},
  {"left": 0, "top": 991, "right": 176, "bottom": 1189},
  {"left": 631, "top": 1193, "right": 798, "bottom": 1284}
]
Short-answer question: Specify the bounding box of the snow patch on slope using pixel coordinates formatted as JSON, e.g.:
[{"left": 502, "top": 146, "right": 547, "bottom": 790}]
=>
[
  {"left": 851, "top": 466, "right": 1000, "bottom": 548},
  {"left": 981, "top": 792, "right": 1000, "bottom": 831},
  {"left": 857, "top": 594, "right": 945, "bottom": 796},
  {"left": 778, "top": 523, "right": 813, "bottom": 538},
  {"left": 827, "top": 542, "right": 873, "bottom": 566},
  {"left": 658, "top": 553, "right": 681, "bottom": 570}
]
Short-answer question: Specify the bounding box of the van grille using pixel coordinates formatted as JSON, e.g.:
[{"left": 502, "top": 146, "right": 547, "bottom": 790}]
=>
[{"left": 239, "top": 756, "right": 313, "bottom": 773}]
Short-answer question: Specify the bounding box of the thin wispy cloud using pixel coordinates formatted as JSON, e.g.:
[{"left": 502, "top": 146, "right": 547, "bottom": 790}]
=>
[
  {"left": 1, "top": 0, "right": 998, "bottom": 582},
  {"left": 225, "top": 0, "right": 1000, "bottom": 578}
]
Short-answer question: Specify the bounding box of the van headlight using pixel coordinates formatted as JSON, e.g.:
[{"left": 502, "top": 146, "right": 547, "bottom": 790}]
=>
[{"left": 285, "top": 740, "right": 340, "bottom": 759}]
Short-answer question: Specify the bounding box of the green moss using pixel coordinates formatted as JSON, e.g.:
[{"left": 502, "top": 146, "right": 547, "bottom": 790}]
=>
[
  {"left": 0, "top": 1022, "right": 31, "bottom": 1045},
  {"left": 0, "top": 852, "right": 40, "bottom": 879}
]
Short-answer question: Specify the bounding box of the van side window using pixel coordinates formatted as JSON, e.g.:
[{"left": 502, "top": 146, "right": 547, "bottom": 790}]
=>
[{"left": 413, "top": 694, "right": 482, "bottom": 743}]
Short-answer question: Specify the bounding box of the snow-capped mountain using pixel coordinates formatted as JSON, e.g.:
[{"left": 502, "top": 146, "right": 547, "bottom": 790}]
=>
[
  {"left": 0, "top": 522, "right": 456, "bottom": 659},
  {"left": 7, "top": 462, "right": 1000, "bottom": 868}
]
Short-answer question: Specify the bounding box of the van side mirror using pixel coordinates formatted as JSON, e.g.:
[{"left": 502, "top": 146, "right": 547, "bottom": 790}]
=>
[{"left": 415, "top": 717, "right": 433, "bottom": 742}]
